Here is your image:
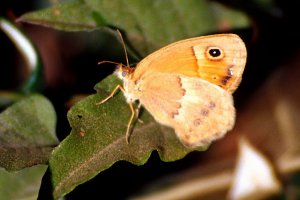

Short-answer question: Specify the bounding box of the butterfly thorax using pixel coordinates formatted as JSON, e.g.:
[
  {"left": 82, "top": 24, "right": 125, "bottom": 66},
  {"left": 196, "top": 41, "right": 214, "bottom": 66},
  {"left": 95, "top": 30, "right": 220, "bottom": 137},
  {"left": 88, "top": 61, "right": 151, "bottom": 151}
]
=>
[{"left": 115, "top": 65, "right": 142, "bottom": 103}]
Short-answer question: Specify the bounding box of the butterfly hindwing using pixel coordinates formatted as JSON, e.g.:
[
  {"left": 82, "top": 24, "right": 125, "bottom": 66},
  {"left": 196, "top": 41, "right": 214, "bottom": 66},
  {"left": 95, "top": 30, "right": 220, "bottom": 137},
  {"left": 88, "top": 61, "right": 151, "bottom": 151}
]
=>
[
  {"left": 172, "top": 75, "right": 235, "bottom": 146},
  {"left": 138, "top": 73, "right": 235, "bottom": 147}
]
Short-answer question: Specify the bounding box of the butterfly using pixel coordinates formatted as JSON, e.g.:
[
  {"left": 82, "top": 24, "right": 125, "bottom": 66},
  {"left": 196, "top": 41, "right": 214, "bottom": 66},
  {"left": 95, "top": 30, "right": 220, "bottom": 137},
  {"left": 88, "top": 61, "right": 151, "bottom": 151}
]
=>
[{"left": 97, "top": 30, "right": 247, "bottom": 147}]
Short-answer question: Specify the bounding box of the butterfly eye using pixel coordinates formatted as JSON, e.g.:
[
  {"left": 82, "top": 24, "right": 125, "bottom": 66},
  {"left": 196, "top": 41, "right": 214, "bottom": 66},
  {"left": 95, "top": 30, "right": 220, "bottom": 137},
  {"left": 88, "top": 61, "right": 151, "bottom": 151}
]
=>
[
  {"left": 122, "top": 70, "right": 128, "bottom": 77},
  {"left": 206, "top": 47, "right": 224, "bottom": 60}
]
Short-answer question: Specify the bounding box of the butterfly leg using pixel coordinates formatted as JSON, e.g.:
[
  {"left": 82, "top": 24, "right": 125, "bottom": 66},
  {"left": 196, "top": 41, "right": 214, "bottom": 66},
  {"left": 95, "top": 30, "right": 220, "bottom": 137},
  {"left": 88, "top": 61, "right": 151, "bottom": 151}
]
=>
[
  {"left": 136, "top": 102, "right": 144, "bottom": 124},
  {"left": 96, "top": 84, "right": 136, "bottom": 144},
  {"left": 96, "top": 84, "right": 125, "bottom": 105},
  {"left": 125, "top": 99, "right": 136, "bottom": 144}
]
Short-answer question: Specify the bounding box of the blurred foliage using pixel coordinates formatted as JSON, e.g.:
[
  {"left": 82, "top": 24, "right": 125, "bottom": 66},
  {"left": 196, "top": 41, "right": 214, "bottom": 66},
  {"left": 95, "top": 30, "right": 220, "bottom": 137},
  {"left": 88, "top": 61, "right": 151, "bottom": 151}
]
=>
[
  {"left": 0, "top": 165, "right": 47, "bottom": 200},
  {"left": 19, "top": 0, "right": 249, "bottom": 56},
  {"left": 0, "top": 94, "right": 58, "bottom": 171}
]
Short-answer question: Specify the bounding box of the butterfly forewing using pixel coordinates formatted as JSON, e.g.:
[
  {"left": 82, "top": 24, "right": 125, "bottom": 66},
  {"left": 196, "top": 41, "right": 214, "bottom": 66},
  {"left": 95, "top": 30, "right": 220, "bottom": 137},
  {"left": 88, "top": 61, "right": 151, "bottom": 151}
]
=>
[
  {"left": 132, "top": 34, "right": 246, "bottom": 93},
  {"left": 193, "top": 34, "right": 246, "bottom": 93}
]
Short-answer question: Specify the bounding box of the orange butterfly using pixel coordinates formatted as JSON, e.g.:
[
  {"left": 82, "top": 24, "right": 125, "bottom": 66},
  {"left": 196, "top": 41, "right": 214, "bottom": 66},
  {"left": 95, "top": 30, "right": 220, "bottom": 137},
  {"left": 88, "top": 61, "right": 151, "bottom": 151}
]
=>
[{"left": 97, "top": 30, "right": 247, "bottom": 147}]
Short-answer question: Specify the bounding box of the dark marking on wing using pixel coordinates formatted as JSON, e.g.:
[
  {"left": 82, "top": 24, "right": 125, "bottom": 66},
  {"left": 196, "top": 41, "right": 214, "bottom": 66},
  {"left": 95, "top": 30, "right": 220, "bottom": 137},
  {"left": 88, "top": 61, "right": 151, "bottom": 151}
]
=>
[{"left": 221, "top": 65, "right": 234, "bottom": 86}]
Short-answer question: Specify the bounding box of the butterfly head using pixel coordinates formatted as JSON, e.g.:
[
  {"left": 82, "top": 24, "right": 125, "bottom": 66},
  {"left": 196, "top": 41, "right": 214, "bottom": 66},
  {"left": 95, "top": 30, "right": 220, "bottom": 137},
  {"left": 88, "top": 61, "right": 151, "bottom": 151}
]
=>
[
  {"left": 114, "top": 63, "right": 141, "bottom": 103},
  {"left": 115, "top": 63, "right": 134, "bottom": 80}
]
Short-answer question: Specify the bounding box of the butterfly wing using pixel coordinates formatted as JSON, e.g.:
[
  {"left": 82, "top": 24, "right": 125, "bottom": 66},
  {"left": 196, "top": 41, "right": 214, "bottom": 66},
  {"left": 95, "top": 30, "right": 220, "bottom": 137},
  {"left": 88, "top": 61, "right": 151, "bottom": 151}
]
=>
[
  {"left": 132, "top": 34, "right": 246, "bottom": 93},
  {"left": 138, "top": 72, "right": 235, "bottom": 147}
]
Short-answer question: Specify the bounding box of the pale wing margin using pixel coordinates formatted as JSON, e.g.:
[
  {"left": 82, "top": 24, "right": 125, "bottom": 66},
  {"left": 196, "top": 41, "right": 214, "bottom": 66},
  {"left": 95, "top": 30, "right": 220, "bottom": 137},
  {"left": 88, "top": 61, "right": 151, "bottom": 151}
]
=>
[{"left": 138, "top": 73, "right": 235, "bottom": 147}]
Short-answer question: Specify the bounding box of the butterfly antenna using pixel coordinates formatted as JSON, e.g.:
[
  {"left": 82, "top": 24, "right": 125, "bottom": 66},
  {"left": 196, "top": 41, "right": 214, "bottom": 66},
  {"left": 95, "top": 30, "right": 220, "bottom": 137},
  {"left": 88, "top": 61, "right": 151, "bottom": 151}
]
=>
[
  {"left": 98, "top": 60, "right": 124, "bottom": 66},
  {"left": 116, "top": 29, "right": 130, "bottom": 67}
]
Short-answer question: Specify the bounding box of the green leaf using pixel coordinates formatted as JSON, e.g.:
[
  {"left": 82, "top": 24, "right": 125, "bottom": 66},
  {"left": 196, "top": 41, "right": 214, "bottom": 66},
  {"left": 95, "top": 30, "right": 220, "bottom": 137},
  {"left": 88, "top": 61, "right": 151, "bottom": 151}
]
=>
[
  {"left": 0, "top": 94, "right": 59, "bottom": 171},
  {"left": 18, "top": 0, "right": 98, "bottom": 31},
  {"left": 0, "top": 165, "right": 47, "bottom": 200},
  {"left": 50, "top": 74, "right": 206, "bottom": 199},
  {"left": 19, "top": 0, "right": 249, "bottom": 55}
]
